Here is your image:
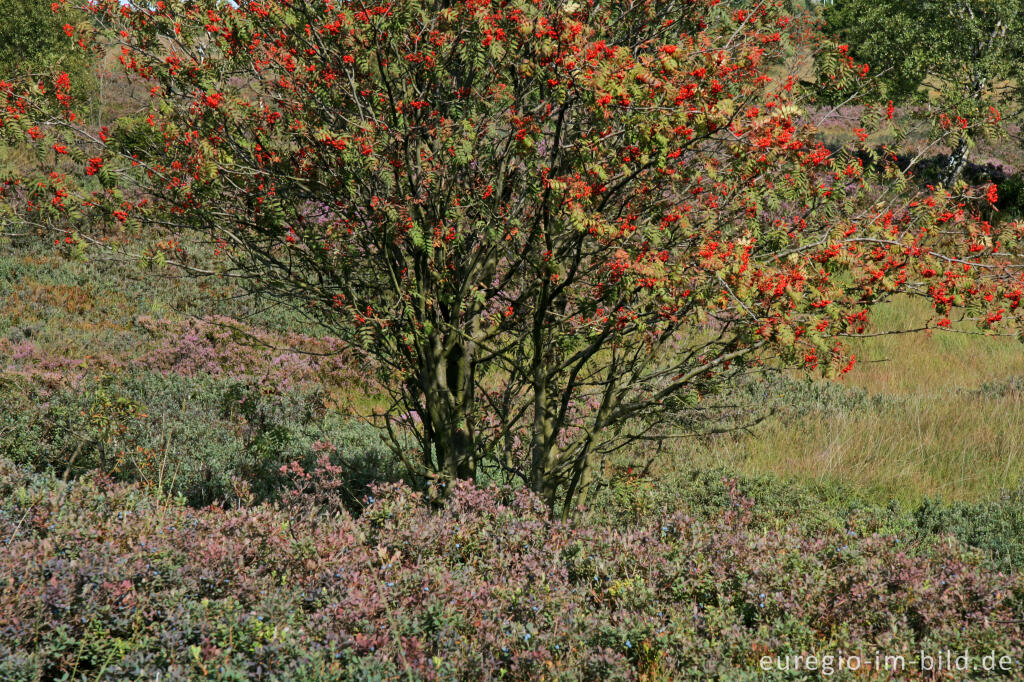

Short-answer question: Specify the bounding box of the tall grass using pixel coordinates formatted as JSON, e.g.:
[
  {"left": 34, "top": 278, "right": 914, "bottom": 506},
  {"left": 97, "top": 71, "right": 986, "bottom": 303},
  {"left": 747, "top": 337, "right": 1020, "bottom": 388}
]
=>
[{"left": 672, "top": 296, "right": 1024, "bottom": 505}]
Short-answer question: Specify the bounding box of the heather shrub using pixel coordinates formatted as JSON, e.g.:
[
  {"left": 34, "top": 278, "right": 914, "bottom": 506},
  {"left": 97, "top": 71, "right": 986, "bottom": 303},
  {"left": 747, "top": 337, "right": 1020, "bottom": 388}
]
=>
[
  {"left": 591, "top": 466, "right": 1024, "bottom": 576},
  {"left": 0, "top": 236, "right": 319, "bottom": 358},
  {"left": 590, "top": 466, "right": 883, "bottom": 532},
  {"left": 0, "top": 372, "right": 397, "bottom": 507},
  {"left": 914, "top": 493, "right": 1024, "bottom": 573},
  {"left": 133, "top": 315, "right": 366, "bottom": 390},
  {"left": 1, "top": 458, "right": 1022, "bottom": 680}
]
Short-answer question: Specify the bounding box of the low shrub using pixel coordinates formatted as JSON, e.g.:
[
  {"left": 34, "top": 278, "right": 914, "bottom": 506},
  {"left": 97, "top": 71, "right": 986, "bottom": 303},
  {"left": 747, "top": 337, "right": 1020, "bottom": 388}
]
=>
[
  {"left": 0, "top": 372, "right": 399, "bottom": 507},
  {"left": 1, "top": 459, "right": 1021, "bottom": 680},
  {"left": 591, "top": 466, "right": 1024, "bottom": 576},
  {"left": 976, "top": 375, "right": 1024, "bottom": 399},
  {"left": 914, "top": 492, "right": 1024, "bottom": 573}
]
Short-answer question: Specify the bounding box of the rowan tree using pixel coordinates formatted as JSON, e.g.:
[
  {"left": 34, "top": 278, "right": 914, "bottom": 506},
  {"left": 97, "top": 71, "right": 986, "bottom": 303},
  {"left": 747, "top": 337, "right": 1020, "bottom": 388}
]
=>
[{"left": 4, "top": 0, "right": 1024, "bottom": 514}]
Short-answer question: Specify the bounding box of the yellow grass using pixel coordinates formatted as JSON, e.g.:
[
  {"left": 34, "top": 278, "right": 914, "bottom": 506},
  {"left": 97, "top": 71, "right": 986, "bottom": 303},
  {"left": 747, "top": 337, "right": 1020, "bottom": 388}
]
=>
[{"left": 674, "top": 296, "right": 1024, "bottom": 505}]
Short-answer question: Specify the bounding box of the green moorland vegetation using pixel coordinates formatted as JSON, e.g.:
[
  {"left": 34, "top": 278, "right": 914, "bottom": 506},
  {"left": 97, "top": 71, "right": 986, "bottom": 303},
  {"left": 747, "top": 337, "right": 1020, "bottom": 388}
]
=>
[{"left": 3, "top": 0, "right": 1024, "bottom": 679}]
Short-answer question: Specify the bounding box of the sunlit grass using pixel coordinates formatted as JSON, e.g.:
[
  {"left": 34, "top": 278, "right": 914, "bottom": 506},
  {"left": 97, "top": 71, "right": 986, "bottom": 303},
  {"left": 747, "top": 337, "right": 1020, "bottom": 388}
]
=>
[
  {"left": 683, "top": 393, "right": 1024, "bottom": 504},
  {"left": 670, "top": 296, "right": 1024, "bottom": 506},
  {"left": 847, "top": 296, "right": 1024, "bottom": 395}
]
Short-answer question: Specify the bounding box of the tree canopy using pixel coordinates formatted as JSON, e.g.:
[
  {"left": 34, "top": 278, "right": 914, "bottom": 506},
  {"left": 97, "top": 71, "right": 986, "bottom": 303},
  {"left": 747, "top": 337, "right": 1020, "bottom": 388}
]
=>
[
  {"left": 823, "top": 0, "right": 1024, "bottom": 184},
  {"left": 0, "top": 0, "right": 92, "bottom": 80}
]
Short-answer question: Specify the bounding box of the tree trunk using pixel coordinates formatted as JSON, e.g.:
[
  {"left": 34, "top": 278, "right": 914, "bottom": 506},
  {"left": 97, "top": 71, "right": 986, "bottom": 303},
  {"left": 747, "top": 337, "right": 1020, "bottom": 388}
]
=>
[
  {"left": 419, "top": 335, "right": 476, "bottom": 486},
  {"left": 529, "top": 333, "right": 563, "bottom": 508},
  {"left": 529, "top": 394, "right": 559, "bottom": 507},
  {"left": 941, "top": 136, "right": 971, "bottom": 188},
  {"left": 560, "top": 452, "right": 595, "bottom": 520}
]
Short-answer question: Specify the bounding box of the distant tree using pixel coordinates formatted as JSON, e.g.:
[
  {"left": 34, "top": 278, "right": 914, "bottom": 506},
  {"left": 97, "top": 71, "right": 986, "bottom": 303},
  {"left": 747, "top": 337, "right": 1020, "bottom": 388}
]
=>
[
  {"left": 823, "top": 0, "right": 1024, "bottom": 185},
  {"left": 4, "top": 0, "right": 1023, "bottom": 515},
  {"left": 0, "top": 0, "right": 91, "bottom": 80}
]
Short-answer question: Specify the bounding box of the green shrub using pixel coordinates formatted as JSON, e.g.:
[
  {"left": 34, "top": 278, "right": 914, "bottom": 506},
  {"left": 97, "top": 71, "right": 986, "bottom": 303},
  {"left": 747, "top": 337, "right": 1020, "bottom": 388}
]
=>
[
  {"left": 0, "top": 371, "right": 399, "bottom": 507},
  {"left": 914, "top": 493, "right": 1024, "bottom": 572},
  {"left": 591, "top": 465, "right": 1024, "bottom": 573}
]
